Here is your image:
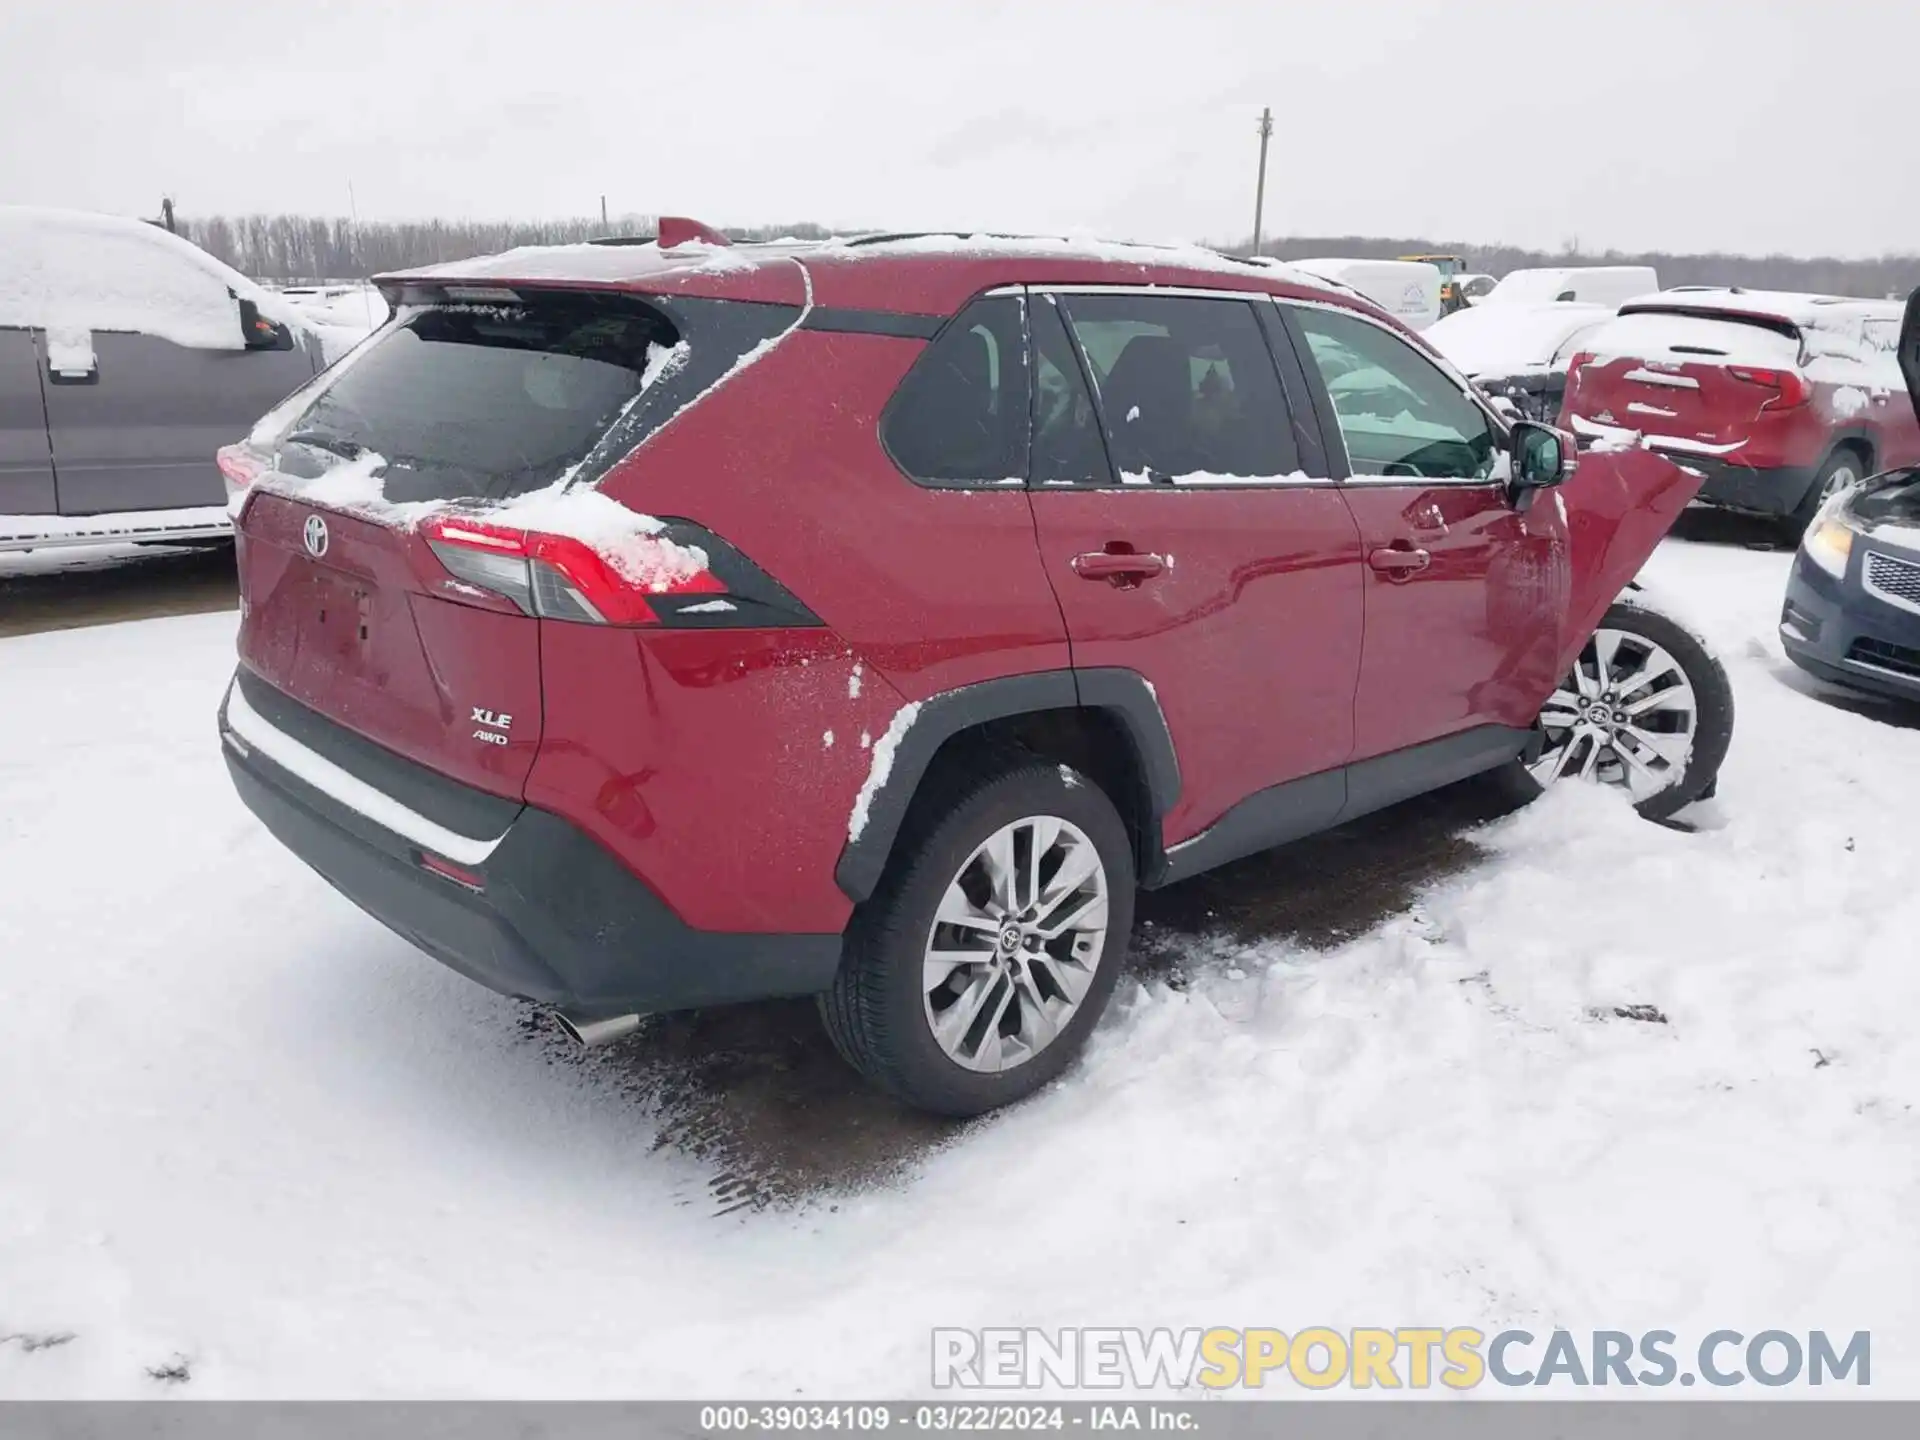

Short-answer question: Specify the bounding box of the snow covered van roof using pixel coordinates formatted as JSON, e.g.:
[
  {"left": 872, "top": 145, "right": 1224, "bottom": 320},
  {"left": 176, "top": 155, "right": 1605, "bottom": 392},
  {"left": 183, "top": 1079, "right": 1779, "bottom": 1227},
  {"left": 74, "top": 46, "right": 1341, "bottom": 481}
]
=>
[{"left": 378, "top": 227, "right": 1341, "bottom": 319}]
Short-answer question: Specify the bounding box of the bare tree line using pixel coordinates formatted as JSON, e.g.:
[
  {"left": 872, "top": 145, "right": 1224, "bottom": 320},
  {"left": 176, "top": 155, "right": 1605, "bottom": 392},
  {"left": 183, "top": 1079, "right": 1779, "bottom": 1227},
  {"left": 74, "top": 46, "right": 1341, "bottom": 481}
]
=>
[
  {"left": 178, "top": 213, "right": 831, "bottom": 283},
  {"left": 180, "top": 212, "right": 1920, "bottom": 299}
]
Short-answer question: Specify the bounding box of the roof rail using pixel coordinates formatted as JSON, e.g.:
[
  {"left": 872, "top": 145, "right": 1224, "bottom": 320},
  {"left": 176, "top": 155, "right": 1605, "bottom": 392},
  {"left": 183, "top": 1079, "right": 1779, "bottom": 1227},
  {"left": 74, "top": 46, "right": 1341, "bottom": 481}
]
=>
[
  {"left": 839, "top": 230, "right": 1037, "bottom": 247},
  {"left": 839, "top": 232, "right": 1276, "bottom": 273}
]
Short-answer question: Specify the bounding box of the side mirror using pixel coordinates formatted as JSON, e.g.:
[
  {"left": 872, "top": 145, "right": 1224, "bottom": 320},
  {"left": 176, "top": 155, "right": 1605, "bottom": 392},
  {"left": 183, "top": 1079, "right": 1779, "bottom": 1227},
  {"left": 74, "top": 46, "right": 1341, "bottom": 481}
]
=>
[
  {"left": 45, "top": 325, "right": 99, "bottom": 385},
  {"left": 1510, "top": 419, "right": 1575, "bottom": 493},
  {"left": 239, "top": 296, "right": 294, "bottom": 352}
]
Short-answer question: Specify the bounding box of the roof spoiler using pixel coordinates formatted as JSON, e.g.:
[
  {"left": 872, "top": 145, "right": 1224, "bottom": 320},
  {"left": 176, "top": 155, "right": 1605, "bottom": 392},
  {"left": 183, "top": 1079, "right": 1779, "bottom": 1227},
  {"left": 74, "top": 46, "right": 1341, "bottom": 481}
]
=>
[
  {"left": 1615, "top": 301, "right": 1802, "bottom": 341},
  {"left": 657, "top": 216, "right": 731, "bottom": 249},
  {"left": 1901, "top": 287, "right": 1920, "bottom": 429}
]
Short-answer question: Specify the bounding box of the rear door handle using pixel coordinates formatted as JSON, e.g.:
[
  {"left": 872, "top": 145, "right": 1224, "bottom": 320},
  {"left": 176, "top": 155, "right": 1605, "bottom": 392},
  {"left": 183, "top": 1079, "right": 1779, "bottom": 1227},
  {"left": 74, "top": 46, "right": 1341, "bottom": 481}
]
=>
[
  {"left": 1072, "top": 550, "right": 1167, "bottom": 584},
  {"left": 1368, "top": 546, "right": 1431, "bottom": 575}
]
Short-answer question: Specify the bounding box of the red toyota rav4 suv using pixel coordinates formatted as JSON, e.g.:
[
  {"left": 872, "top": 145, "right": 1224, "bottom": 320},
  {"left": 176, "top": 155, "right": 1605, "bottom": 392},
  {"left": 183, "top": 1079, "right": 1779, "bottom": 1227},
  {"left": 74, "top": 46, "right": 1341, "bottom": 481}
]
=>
[
  {"left": 217, "top": 224, "right": 1729, "bottom": 1116},
  {"left": 1561, "top": 288, "right": 1920, "bottom": 536}
]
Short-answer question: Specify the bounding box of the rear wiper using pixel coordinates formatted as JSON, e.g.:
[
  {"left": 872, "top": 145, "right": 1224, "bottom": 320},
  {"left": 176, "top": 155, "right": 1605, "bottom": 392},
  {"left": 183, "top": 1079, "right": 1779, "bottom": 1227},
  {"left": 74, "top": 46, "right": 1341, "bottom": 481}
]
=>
[{"left": 284, "top": 431, "right": 366, "bottom": 461}]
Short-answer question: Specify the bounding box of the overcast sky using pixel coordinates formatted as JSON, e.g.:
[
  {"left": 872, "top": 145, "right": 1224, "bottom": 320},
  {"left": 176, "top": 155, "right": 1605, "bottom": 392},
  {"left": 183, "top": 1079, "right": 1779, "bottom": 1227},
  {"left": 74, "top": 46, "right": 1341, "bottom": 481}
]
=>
[{"left": 3, "top": 0, "right": 1914, "bottom": 258}]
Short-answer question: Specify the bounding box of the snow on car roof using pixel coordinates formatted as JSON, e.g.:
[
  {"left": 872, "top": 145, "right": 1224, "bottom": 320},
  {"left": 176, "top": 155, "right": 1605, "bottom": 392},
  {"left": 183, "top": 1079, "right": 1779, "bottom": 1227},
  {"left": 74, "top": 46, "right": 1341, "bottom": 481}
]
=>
[
  {"left": 1620, "top": 287, "right": 1903, "bottom": 330},
  {"left": 387, "top": 237, "right": 772, "bottom": 284},
  {"left": 0, "top": 205, "right": 306, "bottom": 347},
  {"left": 823, "top": 231, "right": 1332, "bottom": 286},
  {"left": 1424, "top": 301, "right": 1613, "bottom": 377},
  {"left": 384, "top": 229, "right": 1337, "bottom": 308}
]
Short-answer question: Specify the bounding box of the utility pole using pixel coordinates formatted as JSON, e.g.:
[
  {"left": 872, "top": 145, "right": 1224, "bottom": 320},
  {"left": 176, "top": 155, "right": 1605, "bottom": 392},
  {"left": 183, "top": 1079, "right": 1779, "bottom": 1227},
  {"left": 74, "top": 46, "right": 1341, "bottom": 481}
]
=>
[
  {"left": 1251, "top": 108, "right": 1274, "bottom": 256},
  {"left": 600, "top": 194, "right": 609, "bottom": 231},
  {"left": 159, "top": 196, "right": 176, "bottom": 233}
]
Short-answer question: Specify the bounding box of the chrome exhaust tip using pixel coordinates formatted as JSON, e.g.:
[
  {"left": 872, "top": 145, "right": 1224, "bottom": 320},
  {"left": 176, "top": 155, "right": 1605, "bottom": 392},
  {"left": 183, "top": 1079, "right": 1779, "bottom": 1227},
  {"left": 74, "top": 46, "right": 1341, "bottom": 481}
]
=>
[{"left": 554, "top": 1010, "right": 644, "bottom": 1048}]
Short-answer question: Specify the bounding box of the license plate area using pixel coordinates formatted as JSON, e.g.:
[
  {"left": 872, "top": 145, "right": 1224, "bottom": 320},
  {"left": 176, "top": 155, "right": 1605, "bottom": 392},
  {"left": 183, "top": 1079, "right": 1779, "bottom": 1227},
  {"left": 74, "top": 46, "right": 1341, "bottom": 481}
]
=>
[{"left": 312, "top": 567, "right": 373, "bottom": 659}]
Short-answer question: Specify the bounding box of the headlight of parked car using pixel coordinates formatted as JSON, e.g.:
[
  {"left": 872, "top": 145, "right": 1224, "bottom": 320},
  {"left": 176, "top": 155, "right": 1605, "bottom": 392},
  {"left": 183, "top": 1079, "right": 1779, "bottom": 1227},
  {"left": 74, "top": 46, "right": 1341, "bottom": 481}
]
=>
[{"left": 1802, "top": 498, "right": 1857, "bottom": 578}]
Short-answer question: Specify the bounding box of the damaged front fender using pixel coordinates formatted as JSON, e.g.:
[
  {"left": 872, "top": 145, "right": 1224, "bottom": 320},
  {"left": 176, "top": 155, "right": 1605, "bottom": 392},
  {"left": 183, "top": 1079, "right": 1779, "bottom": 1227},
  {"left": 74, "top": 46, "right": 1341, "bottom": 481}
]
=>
[{"left": 1552, "top": 448, "right": 1702, "bottom": 677}]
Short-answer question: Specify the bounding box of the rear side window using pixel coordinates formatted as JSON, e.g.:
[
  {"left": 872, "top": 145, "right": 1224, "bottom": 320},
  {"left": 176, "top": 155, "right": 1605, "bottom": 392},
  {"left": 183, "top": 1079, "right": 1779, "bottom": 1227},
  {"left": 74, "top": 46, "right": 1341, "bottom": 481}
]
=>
[
  {"left": 882, "top": 296, "right": 1030, "bottom": 486},
  {"left": 262, "top": 291, "right": 798, "bottom": 504},
  {"left": 1060, "top": 295, "right": 1299, "bottom": 483}
]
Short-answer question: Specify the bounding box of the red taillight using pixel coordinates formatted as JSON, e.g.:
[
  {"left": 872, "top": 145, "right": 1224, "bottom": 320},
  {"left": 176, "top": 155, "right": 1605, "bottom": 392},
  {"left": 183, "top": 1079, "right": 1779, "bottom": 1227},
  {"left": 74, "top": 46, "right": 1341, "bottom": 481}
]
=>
[
  {"left": 422, "top": 514, "right": 724, "bottom": 626},
  {"left": 1727, "top": 366, "right": 1811, "bottom": 409},
  {"left": 216, "top": 444, "right": 263, "bottom": 500}
]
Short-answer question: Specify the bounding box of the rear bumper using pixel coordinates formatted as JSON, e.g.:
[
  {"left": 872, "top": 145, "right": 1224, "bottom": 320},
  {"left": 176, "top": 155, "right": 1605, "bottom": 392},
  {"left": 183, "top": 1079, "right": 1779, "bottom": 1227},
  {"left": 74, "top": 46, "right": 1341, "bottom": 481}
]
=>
[
  {"left": 1654, "top": 454, "right": 1817, "bottom": 517},
  {"left": 1779, "top": 550, "right": 1920, "bottom": 703},
  {"left": 1473, "top": 369, "right": 1564, "bottom": 424},
  {"left": 219, "top": 673, "right": 842, "bottom": 1015},
  {"left": 1565, "top": 419, "right": 1816, "bottom": 517}
]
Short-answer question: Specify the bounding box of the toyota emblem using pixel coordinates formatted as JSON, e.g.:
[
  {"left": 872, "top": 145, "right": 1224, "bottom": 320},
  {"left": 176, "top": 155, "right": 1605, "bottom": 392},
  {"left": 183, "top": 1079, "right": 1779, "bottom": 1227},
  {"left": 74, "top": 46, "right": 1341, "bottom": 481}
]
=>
[{"left": 303, "top": 514, "right": 329, "bottom": 559}]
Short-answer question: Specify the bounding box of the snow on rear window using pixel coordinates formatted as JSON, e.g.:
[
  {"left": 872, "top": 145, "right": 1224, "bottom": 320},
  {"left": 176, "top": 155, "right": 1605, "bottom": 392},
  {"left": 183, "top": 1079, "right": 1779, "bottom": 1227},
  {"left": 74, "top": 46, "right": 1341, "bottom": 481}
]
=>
[
  {"left": 257, "top": 294, "right": 681, "bottom": 504},
  {"left": 1584, "top": 312, "right": 1800, "bottom": 369},
  {"left": 0, "top": 206, "right": 301, "bottom": 350}
]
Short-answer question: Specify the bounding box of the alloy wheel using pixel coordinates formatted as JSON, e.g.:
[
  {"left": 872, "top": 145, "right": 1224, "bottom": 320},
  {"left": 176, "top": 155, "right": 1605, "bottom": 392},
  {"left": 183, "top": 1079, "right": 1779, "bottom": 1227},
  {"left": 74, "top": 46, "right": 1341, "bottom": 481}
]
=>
[
  {"left": 1529, "top": 627, "right": 1699, "bottom": 803},
  {"left": 1819, "top": 463, "right": 1860, "bottom": 507},
  {"left": 921, "top": 815, "right": 1111, "bottom": 1073}
]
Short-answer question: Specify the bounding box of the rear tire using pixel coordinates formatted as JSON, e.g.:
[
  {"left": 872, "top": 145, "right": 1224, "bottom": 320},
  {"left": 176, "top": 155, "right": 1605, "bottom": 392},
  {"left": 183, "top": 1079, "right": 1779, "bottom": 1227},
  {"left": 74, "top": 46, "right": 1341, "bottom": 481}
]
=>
[
  {"left": 1490, "top": 597, "right": 1734, "bottom": 823},
  {"left": 1785, "top": 448, "right": 1868, "bottom": 540},
  {"left": 819, "top": 759, "right": 1136, "bottom": 1117}
]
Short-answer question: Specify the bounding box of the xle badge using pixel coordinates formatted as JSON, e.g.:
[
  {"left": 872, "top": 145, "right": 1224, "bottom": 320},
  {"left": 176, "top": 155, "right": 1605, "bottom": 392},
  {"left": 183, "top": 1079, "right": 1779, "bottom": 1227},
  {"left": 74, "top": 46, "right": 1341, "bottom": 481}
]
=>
[{"left": 472, "top": 708, "right": 512, "bottom": 748}]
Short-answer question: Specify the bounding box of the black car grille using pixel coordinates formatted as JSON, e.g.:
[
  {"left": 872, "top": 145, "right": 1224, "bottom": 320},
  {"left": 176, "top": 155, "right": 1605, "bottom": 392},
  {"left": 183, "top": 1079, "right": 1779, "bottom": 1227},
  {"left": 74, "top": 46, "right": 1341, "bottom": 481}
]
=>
[
  {"left": 1864, "top": 550, "right": 1920, "bottom": 610},
  {"left": 1846, "top": 636, "right": 1920, "bottom": 680}
]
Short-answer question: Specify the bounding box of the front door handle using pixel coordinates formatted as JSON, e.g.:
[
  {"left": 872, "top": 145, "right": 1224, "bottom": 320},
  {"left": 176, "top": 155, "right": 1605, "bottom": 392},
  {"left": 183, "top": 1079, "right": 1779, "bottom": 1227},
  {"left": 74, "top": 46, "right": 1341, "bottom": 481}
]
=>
[
  {"left": 1368, "top": 546, "right": 1431, "bottom": 575},
  {"left": 1072, "top": 550, "right": 1167, "bottom": 585}
]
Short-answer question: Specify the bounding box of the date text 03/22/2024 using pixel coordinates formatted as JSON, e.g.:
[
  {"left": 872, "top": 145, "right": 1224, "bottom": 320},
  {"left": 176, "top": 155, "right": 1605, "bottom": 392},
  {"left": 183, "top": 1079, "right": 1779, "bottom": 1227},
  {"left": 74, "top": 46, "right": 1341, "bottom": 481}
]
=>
[{"left": 699, "top": 1405, "right": 1191, "bottom": 1432}]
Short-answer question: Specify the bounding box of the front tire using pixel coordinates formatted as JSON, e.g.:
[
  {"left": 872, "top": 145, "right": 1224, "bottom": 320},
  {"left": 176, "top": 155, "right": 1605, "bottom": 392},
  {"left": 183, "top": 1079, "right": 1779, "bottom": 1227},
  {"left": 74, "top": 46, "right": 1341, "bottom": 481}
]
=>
[
  {"left": 819, "top": 759, "right": 1135, "bottom": 1117},
  {"left": 1493, "top": 597, "right": 1734, "bottom": 822}
]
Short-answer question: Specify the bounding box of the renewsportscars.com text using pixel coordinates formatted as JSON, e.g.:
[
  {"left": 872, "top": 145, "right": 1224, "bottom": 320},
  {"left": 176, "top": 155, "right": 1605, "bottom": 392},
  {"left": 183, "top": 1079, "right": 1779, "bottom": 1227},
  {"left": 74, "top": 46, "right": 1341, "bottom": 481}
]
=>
[{"left": 931, "top": 1327, "right": 1871, "bottom": 1390}]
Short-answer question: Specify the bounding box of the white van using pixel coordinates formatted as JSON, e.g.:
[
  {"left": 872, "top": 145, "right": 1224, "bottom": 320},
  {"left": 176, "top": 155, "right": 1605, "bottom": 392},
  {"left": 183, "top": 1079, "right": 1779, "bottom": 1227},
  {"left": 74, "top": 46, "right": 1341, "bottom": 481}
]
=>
[
  {"left": 1290, "top": 258, "right": 1443, "bottom": 330},
  {"left": 1481, "top": 266, "right": 1660, "bottom": 309}
]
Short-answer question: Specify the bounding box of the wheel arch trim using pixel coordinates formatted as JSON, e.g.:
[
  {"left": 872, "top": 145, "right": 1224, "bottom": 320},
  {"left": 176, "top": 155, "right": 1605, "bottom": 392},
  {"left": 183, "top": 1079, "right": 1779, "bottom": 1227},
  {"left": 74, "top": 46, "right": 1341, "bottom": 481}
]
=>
[{"left": 834, "top": 668, "right": 1180, "bottom": 903}]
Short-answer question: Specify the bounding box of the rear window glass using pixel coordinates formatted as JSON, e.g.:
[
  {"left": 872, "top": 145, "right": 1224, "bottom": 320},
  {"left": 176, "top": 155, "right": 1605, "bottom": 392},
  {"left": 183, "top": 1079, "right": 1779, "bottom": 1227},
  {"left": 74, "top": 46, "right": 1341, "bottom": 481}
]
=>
[
  {"left": 882, "top": 295, "right": 1030, "bottom": 486},
  {"left": 1588, "top": 312, "right": 1801, "bottom": 368},
  {"left": 262, "top": 291, "right": 797, "bottom": 503}
]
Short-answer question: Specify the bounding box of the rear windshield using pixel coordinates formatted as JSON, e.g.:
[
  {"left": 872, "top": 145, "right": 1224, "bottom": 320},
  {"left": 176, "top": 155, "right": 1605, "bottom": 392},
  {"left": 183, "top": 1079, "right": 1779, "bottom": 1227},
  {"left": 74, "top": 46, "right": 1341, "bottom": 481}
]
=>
[
  {"left": 1590, "top": 310, "right": 1802, "bottom": 368},
  {"left": 259, "top": 290, "right": 798, "bottom": 503}
]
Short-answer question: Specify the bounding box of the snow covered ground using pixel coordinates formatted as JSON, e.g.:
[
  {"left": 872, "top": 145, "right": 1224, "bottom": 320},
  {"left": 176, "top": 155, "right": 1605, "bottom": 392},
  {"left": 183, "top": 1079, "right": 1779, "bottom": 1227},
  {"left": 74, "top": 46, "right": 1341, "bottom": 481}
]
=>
[{"left": 3, "top": 531, "right": 1917, "bottom": 1398}]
